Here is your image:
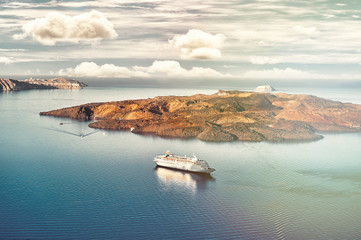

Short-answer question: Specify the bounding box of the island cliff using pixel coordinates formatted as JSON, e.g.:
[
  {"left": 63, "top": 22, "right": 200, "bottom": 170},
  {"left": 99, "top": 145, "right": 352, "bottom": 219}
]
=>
[
  {"left": 0, "top": 77, "right": 86, "bottom": 91},
  {"left": 22, "top": 77, "right": 87, "bottom": 90},
  {"left": 40, "top": 90, "right": 361, "bottom": 142},
  {"left": 0, "top": 78, "right": 46, "bottom": 91}
]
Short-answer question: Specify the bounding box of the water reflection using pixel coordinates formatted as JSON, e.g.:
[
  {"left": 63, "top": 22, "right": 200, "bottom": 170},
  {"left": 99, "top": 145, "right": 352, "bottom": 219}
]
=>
[{"left": 154, "top": 166, "right": 215, "bottom": 193}]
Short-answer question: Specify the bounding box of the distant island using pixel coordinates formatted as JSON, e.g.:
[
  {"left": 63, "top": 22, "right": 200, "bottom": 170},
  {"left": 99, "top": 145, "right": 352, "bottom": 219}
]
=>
[
  {"left": 0, "top": 77, "right": 87, "bottom": 91},
  {"left": 254, "top": 85, "right": 276, "bottom": 93},
  {"left": 40, "top": 90, "right": 361, "bottom": 142}
]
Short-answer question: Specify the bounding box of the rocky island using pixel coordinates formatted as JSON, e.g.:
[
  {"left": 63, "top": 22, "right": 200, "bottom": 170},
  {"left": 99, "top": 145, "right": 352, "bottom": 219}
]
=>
[
  {"left": 254, "top": 85, "right": 276, "bottom": 93},
  {"left": 40, "top": 90, "right": 361, "bottom": 142},
  {"left": 0, "top": 77, "right": 86, "bottom": 91}
]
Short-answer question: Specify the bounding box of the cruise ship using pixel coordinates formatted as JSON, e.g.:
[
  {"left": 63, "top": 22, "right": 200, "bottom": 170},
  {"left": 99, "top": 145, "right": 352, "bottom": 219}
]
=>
[{"left": 154, "top": 151, "right": 215, "bottom": 174}]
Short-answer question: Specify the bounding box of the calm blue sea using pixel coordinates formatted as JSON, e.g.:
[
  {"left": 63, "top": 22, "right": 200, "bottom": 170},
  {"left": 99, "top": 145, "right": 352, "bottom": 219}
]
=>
[{"left": 1, "top": 87, "right": 361, "bottom": 239}]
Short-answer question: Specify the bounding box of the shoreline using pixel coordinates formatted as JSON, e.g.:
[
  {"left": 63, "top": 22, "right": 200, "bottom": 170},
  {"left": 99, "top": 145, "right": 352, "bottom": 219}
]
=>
[{"left": 40, "top": 90, "right": 361, "bottom": 143}]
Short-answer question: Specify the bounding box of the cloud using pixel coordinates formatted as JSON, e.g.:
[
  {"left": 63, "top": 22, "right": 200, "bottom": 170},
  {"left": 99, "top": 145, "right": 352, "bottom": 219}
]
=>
[
  {"left": 243, "top": 68, "right": 329, "bottom": 79},
  {"left": 61, "top": 62, "right": 358, "bottom": 81},
  {"left": 13, "top": 10, "right": 118, "bottom": 45},
  {"left": 322, "top": 14, "right": 335, "bottom": 18},
  {"left": 250, "top": 56, "right": 283, "bottom": 65},
  {"left": 59, "top": 60, "right": 232, "bottom": 78},
  {"left": 4, "top": 2, "right": 34, "bottom": 8},
  {"left": 0, "top": 57, "right": 13, "bottom": 64},
  {"left": 169, "top": 29, "right": 225, "bottom": 59},
  {"left": 138, "top": 60, "right": 185, "bottom": 74},
  {"left": 140, "top": 60, "right": 232, "bottom": 78},
  {"left": 293, "top": 25, "right": 319, "bottom": 35},
  {"left": 4, "top": 0, "right": 361, "bottom": 79},
  {"left": 0, "top": 48, "right": 25, "bottom": 52},
  {"left": 58, "top": 62, "right": 148, "bottom": 78}
]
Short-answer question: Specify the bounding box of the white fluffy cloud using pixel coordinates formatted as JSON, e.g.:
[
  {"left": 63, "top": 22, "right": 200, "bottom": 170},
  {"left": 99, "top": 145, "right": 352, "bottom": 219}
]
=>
[
  {"left": 136, "top": 60, "right": 231, "bottom": 78},
  {"left": 59, "top": 60, "right": 232, "bottom": 78},
  {"left": 243, "top": 68, "right": 330, "bottom": 79},
  {"left": 0, "top": 57, "right": 13, "bottom": 64},
  {"left": 13, "top": 10, "right": 118, "bottom": 45},
  {"left": 58, "top": 62, "right": 148, "bottom": 78},
  {"left": 169, "top": 29, "right": 225, "bottom": 59}
]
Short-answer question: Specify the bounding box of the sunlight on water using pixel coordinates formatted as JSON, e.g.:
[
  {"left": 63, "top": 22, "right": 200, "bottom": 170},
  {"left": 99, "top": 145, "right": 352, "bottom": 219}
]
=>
[{"left": 1, "top": 88, "right": 361, "bottom": 239}]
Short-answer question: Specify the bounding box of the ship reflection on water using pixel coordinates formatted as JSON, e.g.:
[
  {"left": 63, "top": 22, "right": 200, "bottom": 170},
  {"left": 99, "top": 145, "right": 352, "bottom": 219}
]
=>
[{"left": 154, "top": 166, "right": 215, "bottom": 193}]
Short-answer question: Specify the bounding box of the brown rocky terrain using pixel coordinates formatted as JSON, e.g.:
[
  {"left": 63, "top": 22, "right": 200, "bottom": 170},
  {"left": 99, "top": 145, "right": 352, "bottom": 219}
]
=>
[
  {"left": 0, "top": 77, "right": 86, "bottom": 91},
  {"left": 40, "top": 90, "right": 361, "bottom": 142}
]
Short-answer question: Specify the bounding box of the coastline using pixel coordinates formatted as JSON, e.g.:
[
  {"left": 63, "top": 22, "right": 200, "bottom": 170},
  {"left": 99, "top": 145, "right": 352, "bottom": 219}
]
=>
[
  {"left": 39, "top": 90, "right": 361, "bottom": 143},
  {"left": 0, "top": 77, "right": 87, "bottom": 91}
]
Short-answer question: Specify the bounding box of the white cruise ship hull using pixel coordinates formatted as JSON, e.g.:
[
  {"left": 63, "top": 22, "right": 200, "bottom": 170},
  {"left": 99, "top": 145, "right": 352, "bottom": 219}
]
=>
[{"left": 154, "top": 157, "right": 215, "bottom": 174}]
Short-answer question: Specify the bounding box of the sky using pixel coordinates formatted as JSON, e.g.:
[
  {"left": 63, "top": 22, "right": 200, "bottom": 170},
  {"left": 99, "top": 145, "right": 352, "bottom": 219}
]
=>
[{"left": 1, "top": 0, "right": 361, "bottom": 86}]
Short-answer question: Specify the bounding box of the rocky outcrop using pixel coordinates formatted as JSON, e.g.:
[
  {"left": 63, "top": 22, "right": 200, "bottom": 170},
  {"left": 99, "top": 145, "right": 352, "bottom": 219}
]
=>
[
  {"left": 0, "top": 78, "right": 51, "bottom": 91},
  {"left": 42, "top": 104, "right": 98, "bottom": 120},
  {"left": 40, "top": 90, "right": 361, "bottom": 142},
  {"left": 0, "top": 77, "right": 86, "bottom": 92},
  {"left": 22, "top": 77, "right": 87, "bottom": 90},
  {"left": 1, "top": 78, "right": 22, "bottom": 91}
]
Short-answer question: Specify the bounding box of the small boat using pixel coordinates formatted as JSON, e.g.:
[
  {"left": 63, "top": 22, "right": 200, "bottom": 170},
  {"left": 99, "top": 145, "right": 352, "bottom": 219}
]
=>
[{"left": 154, "top": 151, "right": 215, "bottom": 174}]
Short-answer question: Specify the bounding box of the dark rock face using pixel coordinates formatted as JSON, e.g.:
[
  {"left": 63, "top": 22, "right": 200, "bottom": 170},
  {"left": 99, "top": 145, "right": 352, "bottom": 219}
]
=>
[
  {"left": 76, "top": 106, "right": 94, "bottom": 120},
  {"left": 0, "top": 78, "right": 17, "bottom": 91},
  {"left": 40, "top": 90, "right": 361, "bottom": 142},
  {"left": 0, "top": 78, "right": 49, "bottom": 91},
  {"left": 40, "top": 103, "right": 101, "bottom": 121}
]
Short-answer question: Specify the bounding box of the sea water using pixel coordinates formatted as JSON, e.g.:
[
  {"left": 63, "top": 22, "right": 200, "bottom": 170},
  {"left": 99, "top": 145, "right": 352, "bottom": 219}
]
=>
[{"left": 1, "top": 87, "right": 361, "bottom": 239}]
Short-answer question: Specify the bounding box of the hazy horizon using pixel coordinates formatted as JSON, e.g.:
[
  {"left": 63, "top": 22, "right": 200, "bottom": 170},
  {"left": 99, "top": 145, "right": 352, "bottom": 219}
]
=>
[{"left": 3, "top": 75, "right": 361, "bottom": 89}]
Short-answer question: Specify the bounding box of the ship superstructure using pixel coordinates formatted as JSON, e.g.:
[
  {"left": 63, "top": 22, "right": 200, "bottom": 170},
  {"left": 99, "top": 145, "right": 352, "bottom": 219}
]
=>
[{"left": 154, "top": 151, "right": 215, "bottom": 173}]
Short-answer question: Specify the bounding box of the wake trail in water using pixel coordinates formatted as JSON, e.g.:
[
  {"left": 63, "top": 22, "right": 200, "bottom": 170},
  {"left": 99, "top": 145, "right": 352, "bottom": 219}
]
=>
[{"left": 45, "top": 127, "right": 99, "bottom": 138}]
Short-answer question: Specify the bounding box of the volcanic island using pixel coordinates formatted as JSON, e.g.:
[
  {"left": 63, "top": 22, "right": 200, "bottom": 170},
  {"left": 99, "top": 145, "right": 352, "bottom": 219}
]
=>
[
  {"left": 40, "top": 90, "right": 361, "bottom": 142},
  {"left": 0, "top": 77, "right": 86, "bottom": 91}
]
